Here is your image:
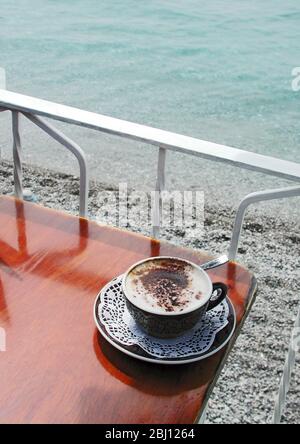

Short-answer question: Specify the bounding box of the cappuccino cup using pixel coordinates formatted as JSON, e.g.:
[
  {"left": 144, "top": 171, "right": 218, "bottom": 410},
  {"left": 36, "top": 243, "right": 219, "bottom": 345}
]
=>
[{"left": 122, "top": 256, "right": 228, "bottom": 338}]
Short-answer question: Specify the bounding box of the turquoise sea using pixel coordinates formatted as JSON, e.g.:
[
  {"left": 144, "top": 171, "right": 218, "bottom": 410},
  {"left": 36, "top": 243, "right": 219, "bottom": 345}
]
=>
[{"left": 0, "top": 0, "right": 300, "bottom": 208}]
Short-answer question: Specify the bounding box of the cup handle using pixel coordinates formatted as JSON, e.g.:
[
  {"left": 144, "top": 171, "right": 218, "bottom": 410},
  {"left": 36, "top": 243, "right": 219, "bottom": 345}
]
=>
[{"left": 207, "top": 283, "right": 228, "bottom": 311}]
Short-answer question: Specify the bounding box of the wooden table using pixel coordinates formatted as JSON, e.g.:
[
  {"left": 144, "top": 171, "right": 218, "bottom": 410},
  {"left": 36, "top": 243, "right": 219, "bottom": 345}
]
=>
[{"left": 0, "top": 196, "right": 257, "bottom": 424}]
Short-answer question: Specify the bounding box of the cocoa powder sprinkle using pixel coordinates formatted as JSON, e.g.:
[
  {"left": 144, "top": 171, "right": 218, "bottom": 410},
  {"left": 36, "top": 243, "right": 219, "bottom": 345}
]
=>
[{"left": 136, "top": 259, "right": 193, "bottom": 312}]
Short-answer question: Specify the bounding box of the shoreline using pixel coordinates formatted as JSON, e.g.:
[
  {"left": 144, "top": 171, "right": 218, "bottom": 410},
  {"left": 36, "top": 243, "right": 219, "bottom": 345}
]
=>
[{"left": 0, "top": 159, "right": 299, "bottom": 424}]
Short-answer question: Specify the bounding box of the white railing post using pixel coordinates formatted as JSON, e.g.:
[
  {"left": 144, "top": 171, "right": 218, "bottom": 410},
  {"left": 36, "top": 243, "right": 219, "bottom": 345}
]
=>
[
  {"left": 229, "top": 186, "right": 300, "bottom": 261},
  {"left": 24, "top": 113, "right": 89, "bottom": 217},
  {"left": 12, "top": 111, "right": 23, "bottom": 199},
  {"left": 273, "top": 305, "right": 300, "bottom": 423},
  {"left": 152, "top": 147, "right": 166, "bottom": 238}
]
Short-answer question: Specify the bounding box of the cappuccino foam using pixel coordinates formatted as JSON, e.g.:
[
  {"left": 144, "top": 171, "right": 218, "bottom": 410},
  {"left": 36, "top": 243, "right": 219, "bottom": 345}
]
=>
[{"left": 125, "top": 258, "right": 209, "bottom": 314}]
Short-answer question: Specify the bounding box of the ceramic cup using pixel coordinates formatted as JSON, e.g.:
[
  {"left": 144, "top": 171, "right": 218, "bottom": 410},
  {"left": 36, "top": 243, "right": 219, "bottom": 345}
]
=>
[{"left": 122, "top": 256, "right": 228, "bottom": 339}]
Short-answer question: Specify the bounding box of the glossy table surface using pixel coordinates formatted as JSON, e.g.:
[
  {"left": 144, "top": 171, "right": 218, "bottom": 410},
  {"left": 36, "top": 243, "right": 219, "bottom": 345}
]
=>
[{"left": 0, "top": 196, "right": 257, "bottom": 424}]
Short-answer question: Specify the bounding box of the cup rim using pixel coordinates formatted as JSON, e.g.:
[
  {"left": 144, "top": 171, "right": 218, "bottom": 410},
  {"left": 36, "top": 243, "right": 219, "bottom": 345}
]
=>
[{"left": 122, "top": 256, "right": 213, "bottom": 316}]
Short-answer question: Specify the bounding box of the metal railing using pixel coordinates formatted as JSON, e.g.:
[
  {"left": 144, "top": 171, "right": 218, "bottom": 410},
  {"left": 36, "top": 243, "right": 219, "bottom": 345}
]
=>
[
  {"left": 1, "top": 89, "right": 300, "bottom": 246},
  {"left": 1, "top": 88, "right": 300, "bottom": 423}
]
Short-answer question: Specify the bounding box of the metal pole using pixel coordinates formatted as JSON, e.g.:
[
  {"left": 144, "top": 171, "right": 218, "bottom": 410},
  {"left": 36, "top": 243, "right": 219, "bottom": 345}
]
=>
[
  {"left": 229, "top": 186, "right": 300, "bottom": 261},
  {"left": 152, "top": 147, "right": 166, "bottom": 238},
  {"left": 12, "top": 111, "right": 23, "bottom": 199},
  {"left": 273, "top": 305, "right": 300, "bottom": 424},
  {"left": 23, "top": 113, "right": 89, "bottom": 218}
]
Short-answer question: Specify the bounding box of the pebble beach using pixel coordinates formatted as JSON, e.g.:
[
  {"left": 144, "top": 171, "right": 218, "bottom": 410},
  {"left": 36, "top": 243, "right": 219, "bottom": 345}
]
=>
[{"left": 0, "top": 159, "right": 299, "bottom": 424}]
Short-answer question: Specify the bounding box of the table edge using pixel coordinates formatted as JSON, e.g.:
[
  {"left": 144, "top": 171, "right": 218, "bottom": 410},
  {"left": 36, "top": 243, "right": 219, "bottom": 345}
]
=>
[{"left": 194, "top": 275, "right": 258, "bottom": 424}]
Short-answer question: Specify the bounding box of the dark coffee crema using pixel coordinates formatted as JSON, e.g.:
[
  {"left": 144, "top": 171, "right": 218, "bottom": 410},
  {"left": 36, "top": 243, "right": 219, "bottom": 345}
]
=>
[{"left": 126, "top": 258, "right": 208, "bottom": 314}]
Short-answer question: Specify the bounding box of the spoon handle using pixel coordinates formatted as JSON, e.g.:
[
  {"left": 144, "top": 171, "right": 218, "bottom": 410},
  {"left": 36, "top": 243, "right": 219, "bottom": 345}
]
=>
[{"left": 201, "top": 255, "right": 229, "bottom": 271}]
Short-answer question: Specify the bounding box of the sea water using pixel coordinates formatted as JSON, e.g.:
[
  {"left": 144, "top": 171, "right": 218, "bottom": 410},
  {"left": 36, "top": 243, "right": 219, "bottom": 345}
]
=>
[{"left": 0, "top": 0, "right": 299, "bottom": 210}]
